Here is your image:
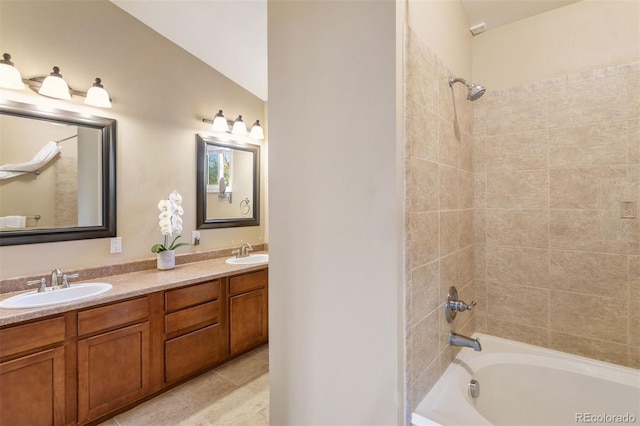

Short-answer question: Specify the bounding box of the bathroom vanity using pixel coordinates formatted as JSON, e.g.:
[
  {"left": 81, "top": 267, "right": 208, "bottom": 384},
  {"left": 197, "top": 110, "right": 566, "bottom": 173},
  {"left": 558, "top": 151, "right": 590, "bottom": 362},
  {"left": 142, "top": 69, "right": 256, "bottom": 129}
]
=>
[{"left": 0, "top": 257, "right": 268, "bottom": 425}]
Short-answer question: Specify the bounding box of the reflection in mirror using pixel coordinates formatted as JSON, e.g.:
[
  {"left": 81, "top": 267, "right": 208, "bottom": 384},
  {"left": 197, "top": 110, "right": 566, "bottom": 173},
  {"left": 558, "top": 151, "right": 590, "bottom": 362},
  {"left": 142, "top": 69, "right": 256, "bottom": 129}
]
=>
[
  {"left": 196, "top": 134, "right": 259, "bottom": 229},
  {"left": 0, "top": 100, "right": 116, "bottom": 246}
]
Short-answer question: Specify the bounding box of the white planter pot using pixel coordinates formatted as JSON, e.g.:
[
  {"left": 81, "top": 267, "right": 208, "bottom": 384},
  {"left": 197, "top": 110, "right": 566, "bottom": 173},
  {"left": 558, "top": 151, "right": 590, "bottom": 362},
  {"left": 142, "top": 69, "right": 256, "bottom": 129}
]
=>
[{"left": 157, "top": 250, "right": 176, "bottom": 270}]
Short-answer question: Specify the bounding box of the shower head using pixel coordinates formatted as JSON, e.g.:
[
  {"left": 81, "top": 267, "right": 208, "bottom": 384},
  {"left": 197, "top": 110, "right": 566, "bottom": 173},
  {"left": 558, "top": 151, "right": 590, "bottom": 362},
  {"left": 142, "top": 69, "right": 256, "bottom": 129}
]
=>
[{"left": 448, "top": 77, "right": 485, "bottom": 101}]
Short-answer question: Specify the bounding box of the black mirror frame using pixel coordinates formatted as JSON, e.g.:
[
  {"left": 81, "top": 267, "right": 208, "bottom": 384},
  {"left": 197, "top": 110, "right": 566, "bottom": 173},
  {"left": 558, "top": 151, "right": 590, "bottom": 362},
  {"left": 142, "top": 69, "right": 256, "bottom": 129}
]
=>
[
  {"left": 196, "top": 134, "right": 260, "bottom": 229},
  {"left": 0, "top": 100, "right": 116, "bottom": 246}
]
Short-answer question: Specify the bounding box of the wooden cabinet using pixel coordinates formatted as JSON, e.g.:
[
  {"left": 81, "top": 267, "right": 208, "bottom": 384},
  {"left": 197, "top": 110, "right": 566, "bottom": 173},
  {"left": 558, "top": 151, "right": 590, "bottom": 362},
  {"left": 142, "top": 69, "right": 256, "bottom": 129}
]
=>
[
  {"left": 164, "top": 280, "right": 224, "bottom": 383},
  {"left": 229, "top": 269, "right": 268, "bottom": 355},
  {"left": 0, "top": 317, "right": 66, "bottom": 426},
  {"left": 77, "top": 297, "right": 150, "bottom": 424},
  {"left": 0, "top": 265, "right": 268, "bottom": 425}
]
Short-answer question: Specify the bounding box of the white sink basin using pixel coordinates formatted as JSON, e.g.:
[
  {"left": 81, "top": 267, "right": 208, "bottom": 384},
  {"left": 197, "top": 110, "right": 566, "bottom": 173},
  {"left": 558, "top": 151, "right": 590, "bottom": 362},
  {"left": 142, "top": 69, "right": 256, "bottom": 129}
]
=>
[
  {"left": 226, "top": 253, "right": 269, "bottom": 265},
  {"left": 0, "top": 283, "right": 113, "bottom": 310}
]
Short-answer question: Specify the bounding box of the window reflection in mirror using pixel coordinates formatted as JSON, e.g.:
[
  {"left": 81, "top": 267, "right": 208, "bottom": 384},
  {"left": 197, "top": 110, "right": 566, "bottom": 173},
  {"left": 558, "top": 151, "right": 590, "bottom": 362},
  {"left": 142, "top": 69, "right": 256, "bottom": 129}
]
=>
[
  {"left": 0, "top": 100, "right": 116, "bottom": 246},
  {"left": 196, "top": 134, "right": 259, "bottom": 229}
]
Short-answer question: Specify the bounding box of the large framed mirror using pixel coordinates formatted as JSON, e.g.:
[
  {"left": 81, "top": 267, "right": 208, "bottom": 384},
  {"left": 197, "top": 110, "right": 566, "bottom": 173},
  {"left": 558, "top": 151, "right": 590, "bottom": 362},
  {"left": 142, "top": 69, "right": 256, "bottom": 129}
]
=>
[
  {"left": 196, "top": 134, "right": 260, "bottom": 229},
  {"left": 0, "top": 100, "right": 116, "bottom": 246}
]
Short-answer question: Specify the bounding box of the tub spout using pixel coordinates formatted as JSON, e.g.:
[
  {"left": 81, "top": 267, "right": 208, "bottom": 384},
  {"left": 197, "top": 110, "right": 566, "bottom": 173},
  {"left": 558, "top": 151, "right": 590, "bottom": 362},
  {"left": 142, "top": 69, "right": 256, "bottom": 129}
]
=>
[{"left": 449, "top": 331, "right": 482, "bottom": 351}]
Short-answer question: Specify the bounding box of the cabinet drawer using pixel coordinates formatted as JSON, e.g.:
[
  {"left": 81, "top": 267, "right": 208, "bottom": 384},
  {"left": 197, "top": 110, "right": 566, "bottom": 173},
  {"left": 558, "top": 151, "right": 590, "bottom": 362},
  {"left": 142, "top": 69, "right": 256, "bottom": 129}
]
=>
[
  {"left": 0, "top": 316, "right": 65, "bottom": 359},
  {"left": 165, "top": 323, "right": 222, "bottom": 383},
  {"left": 165, "top": 280, "right": 220, "bottom": 313},
  {"left": 165, "top": 300, "right": 221, "bottom": 336},
  {"left": 229, "top": 269, "right": 268, "bottom": 296},
  {"left": 78, "top": 297, "right": 149, "bottom": 337}
]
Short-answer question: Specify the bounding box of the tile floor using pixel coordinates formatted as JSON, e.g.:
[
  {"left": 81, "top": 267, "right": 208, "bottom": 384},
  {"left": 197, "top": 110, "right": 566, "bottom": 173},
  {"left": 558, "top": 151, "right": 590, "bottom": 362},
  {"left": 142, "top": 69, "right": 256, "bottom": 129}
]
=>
[{"left": 99, "top": 344, "right": 269, "bottom": 426}]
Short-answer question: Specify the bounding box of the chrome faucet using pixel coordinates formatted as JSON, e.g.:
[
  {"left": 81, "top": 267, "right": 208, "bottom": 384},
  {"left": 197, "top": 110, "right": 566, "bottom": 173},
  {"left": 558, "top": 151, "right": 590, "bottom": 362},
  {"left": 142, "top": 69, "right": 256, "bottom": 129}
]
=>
[
  {"left": 50, "top": 268, "right": 62, "bottom": 288},
  {"left": 449, "top": 331, "right": 482, "bottom": 351},
  {"left": 232, "top": 242, "right": 253, "bottom": 258}
]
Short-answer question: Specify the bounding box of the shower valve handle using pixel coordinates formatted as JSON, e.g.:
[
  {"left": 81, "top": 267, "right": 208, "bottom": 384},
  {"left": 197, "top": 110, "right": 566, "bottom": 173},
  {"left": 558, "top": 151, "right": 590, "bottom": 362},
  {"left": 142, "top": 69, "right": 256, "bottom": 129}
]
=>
[
  {"left": 445, "top": 286, "right": 477, "bottom": 323},
  {"left": 449, "top": 300, "right": 476, "bottom": 312}
]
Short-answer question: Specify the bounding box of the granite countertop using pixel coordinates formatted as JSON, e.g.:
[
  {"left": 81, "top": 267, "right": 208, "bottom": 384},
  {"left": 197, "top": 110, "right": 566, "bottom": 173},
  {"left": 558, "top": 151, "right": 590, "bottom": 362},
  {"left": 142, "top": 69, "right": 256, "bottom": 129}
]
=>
[{"left": 0, "top": 253, "right": 269, "bottom": 327}]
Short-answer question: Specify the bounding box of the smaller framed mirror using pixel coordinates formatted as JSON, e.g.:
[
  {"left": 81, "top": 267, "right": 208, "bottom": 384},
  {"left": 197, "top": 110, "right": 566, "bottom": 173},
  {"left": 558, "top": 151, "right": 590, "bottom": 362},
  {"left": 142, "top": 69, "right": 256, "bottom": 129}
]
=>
[{"left": 196, "top": 134, "right": 260, "bottom": 229}]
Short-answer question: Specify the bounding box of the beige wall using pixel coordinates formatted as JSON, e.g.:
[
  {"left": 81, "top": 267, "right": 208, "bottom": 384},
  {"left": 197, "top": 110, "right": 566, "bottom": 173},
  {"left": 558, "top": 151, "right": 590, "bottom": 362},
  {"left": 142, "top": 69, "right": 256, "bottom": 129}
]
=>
[
  {"left": 268, "top": 1, "right": 402, "bottom": 424},
  {"left": 473, "top": 0, "right": 640, "bottom": 90},
  {"left": 0, "top": 1, "right": 266, "bottom": 279},
  {"left": 407, "top": 0, "right": 473, "bottom": 79},
  {"left": 404, "top": 28, "right": 476, "bottom": 411},
  {"left": 474, "top": 63, "right": 640, "bottom": 368}
]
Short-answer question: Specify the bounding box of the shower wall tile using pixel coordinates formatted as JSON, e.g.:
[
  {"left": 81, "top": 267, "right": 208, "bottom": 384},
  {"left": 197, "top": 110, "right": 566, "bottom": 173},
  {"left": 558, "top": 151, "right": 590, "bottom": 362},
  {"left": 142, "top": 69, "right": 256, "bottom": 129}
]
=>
[
  {"left": 406, "top": 39, "right": 438, "bottom": 114},
  {"left": 549, "top": 73, "right": 640, "bottom": 128},
  {"left": 486, "top": 318, "right": 549, "bottom": 348},
  {"left": 459, "top": 246, "right": 474, "bottom": 286},
  {"left": 438, "top": 165, "right": 458, "bottom": 210},
  {"left": 485, "top": 130, "right": 548, "bottom": 171},
  {"left": 410, "top": 311, "right": 440, "bottom": 383},
  {"left": 473, "top": 136, "right": 486, "bottom": 173},
  {"left": 408, "top": 212, "right": 439, "bottom": 268},
  {"left": 486, "top": 209, "right": 549, "bottom": 248},
  {"left": 440, "top": 211, "right": 459, "bottom": 256},
  {"left": 438, "top": 118, "right": 459, "bottom": 169},
  {"left": 411, "top": 360, "right": 440, "bottom": 410},
  {"left": 458, "top": 209, "right": 473, "bottom": 249},
  {"left": 410, "top": 261, "right": 440, "bottom": 326},
  {"left": 548, "top": 121, "right": 630, "bottom": 168},
  {"left": 486, "top": 170, "right": 548, "bottom": 209},
  {"left": 474, "top": 173, "right": 486, "bottom": 209},
  {"left": 473, "top": 208, "right": 486, "bottom": 245},
  {"left": 627, "top": 118, "right": 640, "bottom": 163},
  {"left": 459, "top": 132, "right": 474, "bottom": 172},
  {"left": 549, "top": 251, "right": 629, "bottom": 298},
  {"left": 550, "top": 291, "right": 628, "bottom": 344},
  {"left": 474, "top": 244, "right": 486, "bottom": 281},
  {"left": 549, "top": 331, "right": 629, "bottom": 366},
  {"left": 630, "top": 256, "right": 640, "bottom": 301},
  {"left": 629, "top": 301, "right": 640, "bottom": 347},
  {"left": 487, "top": 282, "right": 549, "bottom": 328},
  {"left": 440, "top": 252, "right": 458, "bottom": 292},
  {"left": 486, "top": 246, "right": 550, "bottom": 288},
  {"left": 407, "top": 101, "right": 438, "bottom": 162},
  {"left": 549, "top": 166, "right": 627, "bottom": 209},
  {"left": 407, "top": 158, "right": 439, "bottom": 212},
  {"left": 549, "top": 209, "right": 601, "bottom": 249},
  {"left": 459, "top": 171, "right": 474, "bottom": 210},
  {"left": 485, "top": 90, "right": 548, "bottom": 135}
]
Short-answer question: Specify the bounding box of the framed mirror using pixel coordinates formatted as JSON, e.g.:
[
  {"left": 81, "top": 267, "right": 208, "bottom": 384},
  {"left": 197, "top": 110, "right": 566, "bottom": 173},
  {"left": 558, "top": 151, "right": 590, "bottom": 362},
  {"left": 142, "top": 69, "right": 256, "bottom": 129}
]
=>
[
  {"left": 0, "top": 100, "right": 116, "bottom": 246},
  {"left": 196, "top": 134, "right": 260, "bottom": 229}
]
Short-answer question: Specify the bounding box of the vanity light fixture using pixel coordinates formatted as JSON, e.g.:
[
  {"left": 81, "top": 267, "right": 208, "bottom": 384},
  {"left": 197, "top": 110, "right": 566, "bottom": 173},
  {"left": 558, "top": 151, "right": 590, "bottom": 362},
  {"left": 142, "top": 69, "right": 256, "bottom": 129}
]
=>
[
  {"left": 211, "top": 110, "right": 229, "bottom": 132},
  {"left": 249, "top": 120, "right": 264, "bottom": 140},
  {"left": 38, "top": 67, "right": 71, "bottom": 100},
  {"left": 231, "top": 115, "right": 248, "bottom": 136},
  {"left": 202, "top": 110, "right": 264, "bottom": 140},
  {"left": 0, "top": 52, "right": 113, "bottom": 108},
  {"left": 0, "top": 53, "right": 25, "bottom": 89}
]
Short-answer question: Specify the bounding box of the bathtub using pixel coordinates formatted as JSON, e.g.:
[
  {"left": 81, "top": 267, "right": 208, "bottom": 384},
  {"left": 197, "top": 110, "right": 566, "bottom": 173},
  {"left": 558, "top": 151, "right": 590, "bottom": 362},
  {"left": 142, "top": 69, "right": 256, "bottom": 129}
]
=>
[{"left": 412, "top": 333, "right": 640, "bottom": 426}]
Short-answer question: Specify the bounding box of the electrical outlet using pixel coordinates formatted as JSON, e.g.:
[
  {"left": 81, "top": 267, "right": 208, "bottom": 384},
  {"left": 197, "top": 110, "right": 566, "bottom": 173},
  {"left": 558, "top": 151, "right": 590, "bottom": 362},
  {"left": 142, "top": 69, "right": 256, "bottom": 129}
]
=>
[
  {"left": 110, "top": 237, "right": 122, "bottom": 253},
  {"left": 620, "top": 201, "right": 637, "bottom": 219},
  {"left": 192, "top": 230, "right": 201, "bottom": 245}
]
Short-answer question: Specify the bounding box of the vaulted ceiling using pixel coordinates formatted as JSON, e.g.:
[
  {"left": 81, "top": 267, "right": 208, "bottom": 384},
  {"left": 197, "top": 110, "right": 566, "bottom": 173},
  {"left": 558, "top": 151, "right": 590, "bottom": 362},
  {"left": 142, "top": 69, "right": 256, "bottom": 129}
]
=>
[{"left": 111, "top": 0, "right": 581, "bottom": 101}]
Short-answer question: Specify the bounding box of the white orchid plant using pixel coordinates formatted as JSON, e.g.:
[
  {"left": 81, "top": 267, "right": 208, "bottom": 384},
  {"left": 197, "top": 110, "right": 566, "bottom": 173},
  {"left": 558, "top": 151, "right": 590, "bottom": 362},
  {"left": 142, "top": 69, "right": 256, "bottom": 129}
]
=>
[{"left": 151, "top": 190, "right": 190, "bottom": 253}]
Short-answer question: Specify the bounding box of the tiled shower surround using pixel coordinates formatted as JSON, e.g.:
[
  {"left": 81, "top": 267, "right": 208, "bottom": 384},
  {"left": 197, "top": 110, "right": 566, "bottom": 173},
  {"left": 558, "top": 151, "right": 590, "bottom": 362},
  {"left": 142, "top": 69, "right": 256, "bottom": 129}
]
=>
[
  {"left": 474, "top": 63, "right": 640, "bottom": 368},
  {"left": 405, "top": 29, "right": 476, "bottom": 411},
  {"left": 405, "top": 26, "right": 640, "bottom": 411}
]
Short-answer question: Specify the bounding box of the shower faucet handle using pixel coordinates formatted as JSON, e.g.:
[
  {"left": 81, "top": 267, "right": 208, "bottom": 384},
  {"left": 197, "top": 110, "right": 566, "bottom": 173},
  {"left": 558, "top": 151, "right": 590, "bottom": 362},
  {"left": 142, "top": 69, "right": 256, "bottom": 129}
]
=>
[{"left": 445, "top": 286, "right": 476, "bottom": 323}]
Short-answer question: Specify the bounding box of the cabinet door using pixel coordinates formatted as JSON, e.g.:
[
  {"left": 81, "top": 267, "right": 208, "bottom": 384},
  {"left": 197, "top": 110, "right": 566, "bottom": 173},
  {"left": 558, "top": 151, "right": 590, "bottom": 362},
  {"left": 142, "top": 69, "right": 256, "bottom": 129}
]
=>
[
  {"left": 230, "top": 288, "right": 268, "bottom": 355},
  {"left": 0, "top": 346, "right": 65, "bottom": 426},
  {"left": 77, "top": 322, "right": 150, "bottom": 423}
]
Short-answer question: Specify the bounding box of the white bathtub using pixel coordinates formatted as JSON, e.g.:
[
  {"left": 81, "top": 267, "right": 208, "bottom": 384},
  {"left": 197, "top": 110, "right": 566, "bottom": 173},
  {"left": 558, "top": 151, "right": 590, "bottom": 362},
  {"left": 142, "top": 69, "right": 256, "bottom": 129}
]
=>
[{"left": 412, "top": 333, "right": 640, "bottom": 426}]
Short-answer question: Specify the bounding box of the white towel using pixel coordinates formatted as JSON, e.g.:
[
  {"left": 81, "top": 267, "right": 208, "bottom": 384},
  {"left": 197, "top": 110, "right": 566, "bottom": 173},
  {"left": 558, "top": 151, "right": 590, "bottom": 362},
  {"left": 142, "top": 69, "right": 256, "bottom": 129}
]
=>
[
  {"left": 4, "top": 216, "right": 26, "bottom": 228},
  {"left": 0, "top": 217, "right": 6, "bottom": 228},
  {"left": 0, "top": 141, "right": 62, "bottom": 180}
]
